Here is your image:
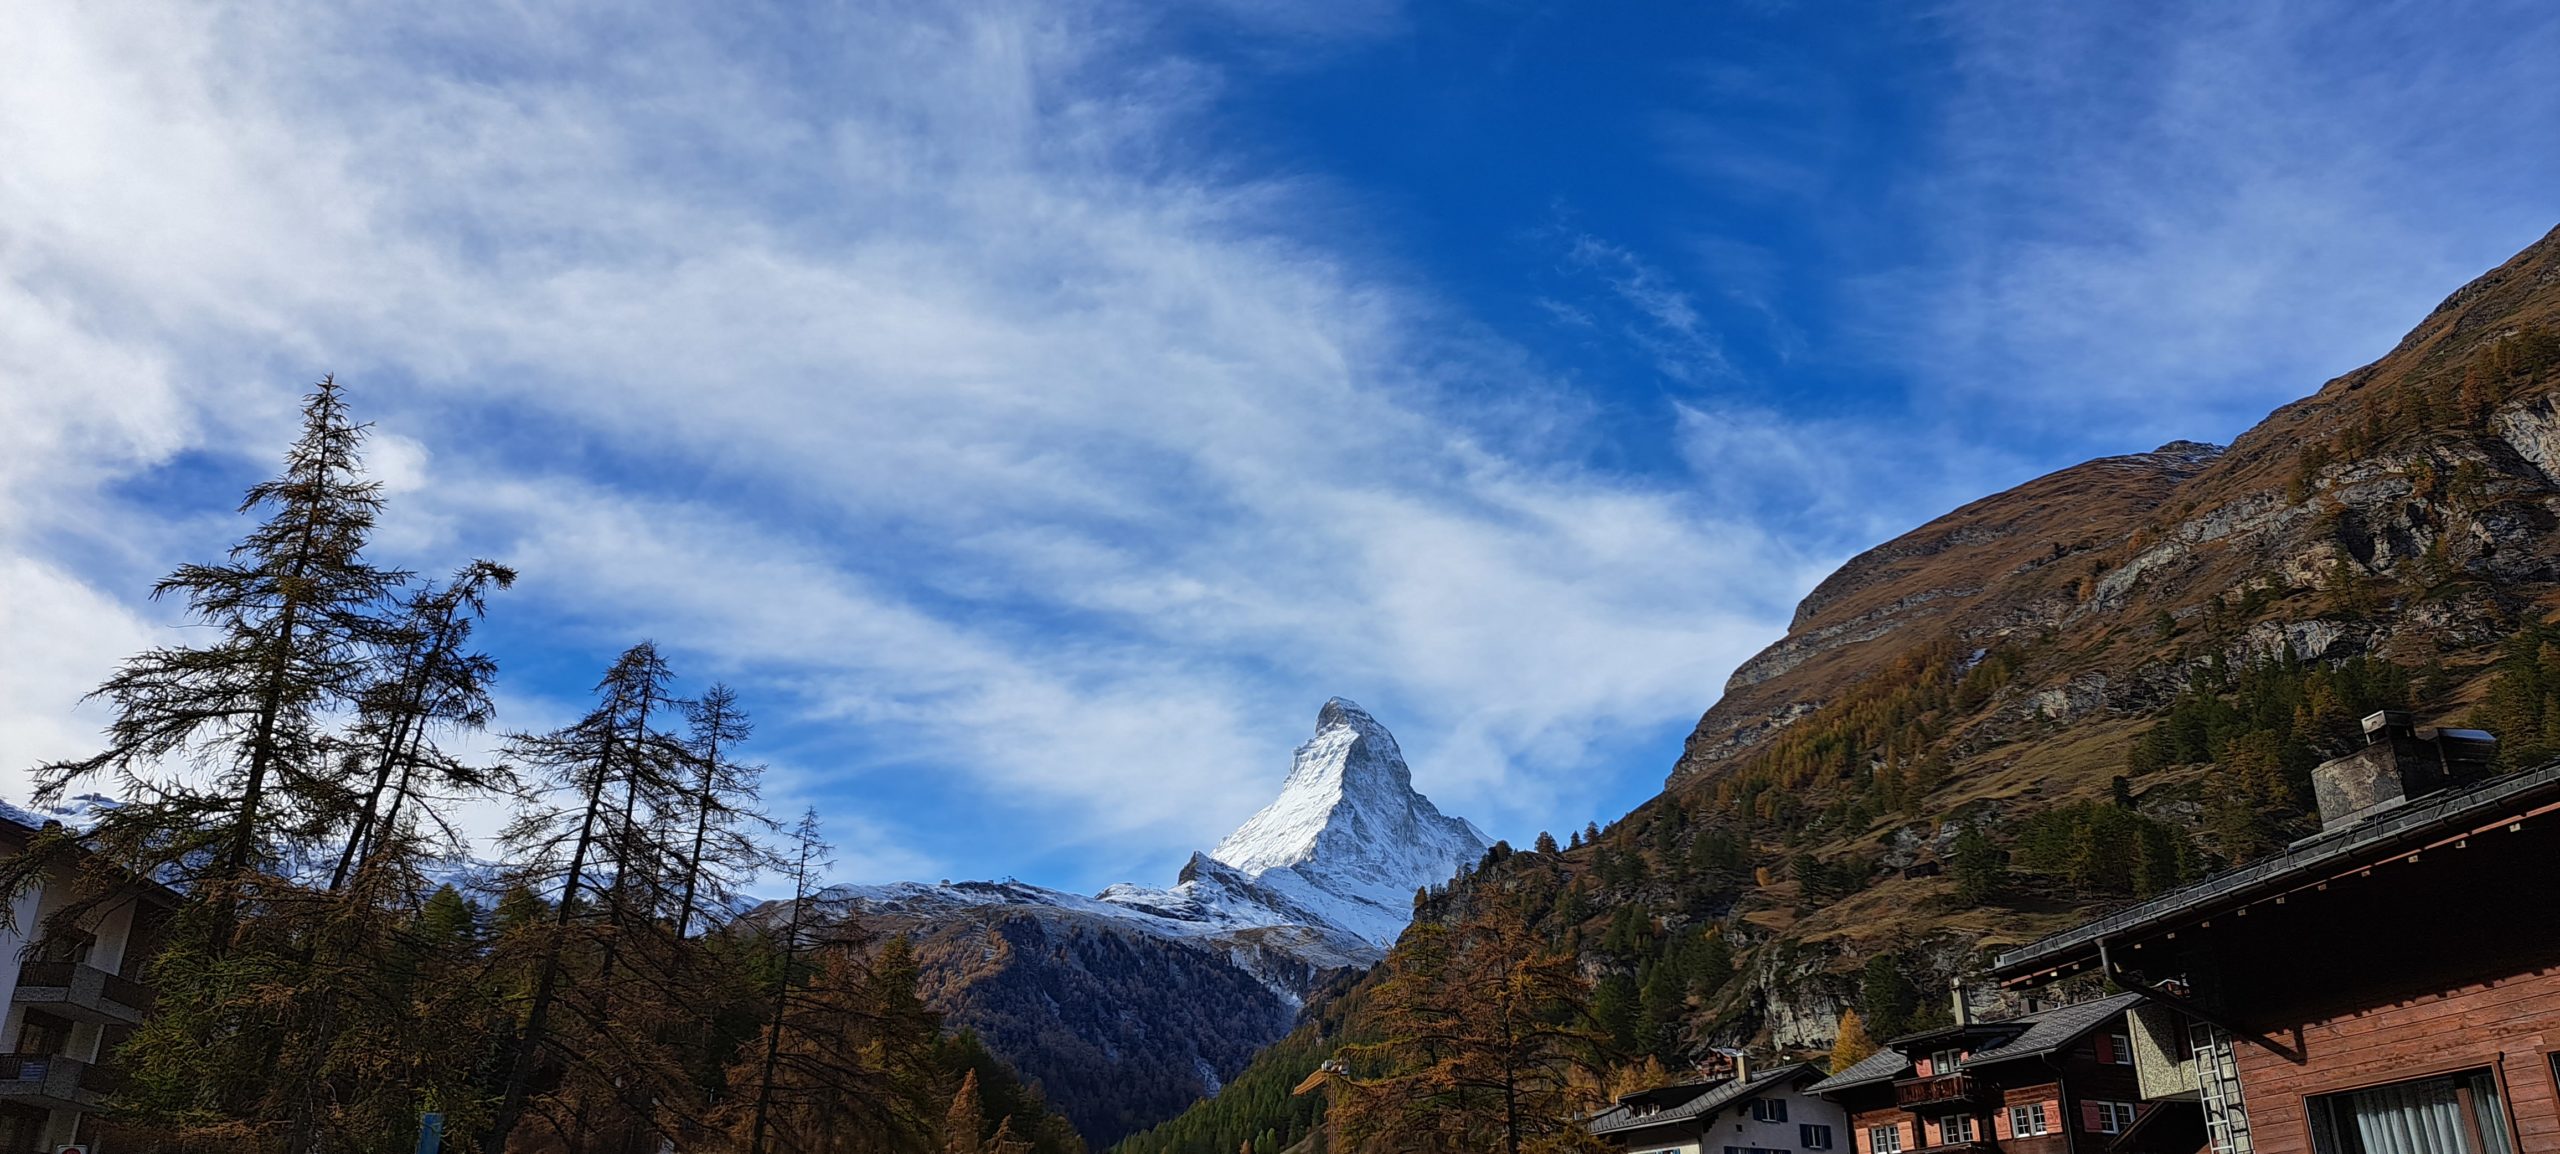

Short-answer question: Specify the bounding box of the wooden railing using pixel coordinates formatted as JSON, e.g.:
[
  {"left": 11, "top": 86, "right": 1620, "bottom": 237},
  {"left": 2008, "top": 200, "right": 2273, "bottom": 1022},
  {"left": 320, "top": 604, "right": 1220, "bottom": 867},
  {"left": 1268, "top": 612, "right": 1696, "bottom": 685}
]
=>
[{"left": 1893, "top": 1069, "right": 1997, "bottom": 1109}]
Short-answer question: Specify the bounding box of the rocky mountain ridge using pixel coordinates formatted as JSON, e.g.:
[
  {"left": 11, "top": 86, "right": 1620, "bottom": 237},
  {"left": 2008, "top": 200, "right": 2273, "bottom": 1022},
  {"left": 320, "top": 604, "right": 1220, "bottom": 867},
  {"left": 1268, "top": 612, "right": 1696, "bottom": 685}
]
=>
[
  {"left": 1686, "top": 227, "right": 2560, "bottom": 797},
  {"left": 1644, "top": 223, "right": 2560, "bottom": 1047}
]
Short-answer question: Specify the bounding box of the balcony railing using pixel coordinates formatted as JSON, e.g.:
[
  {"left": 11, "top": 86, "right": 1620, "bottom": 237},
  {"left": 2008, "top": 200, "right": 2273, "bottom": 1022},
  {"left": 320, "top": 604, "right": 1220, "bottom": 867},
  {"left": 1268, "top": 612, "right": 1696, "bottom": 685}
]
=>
[
  {"left": 11, "top": 961, "right": 154, "bottom": 1024},
  {"left": 0, "top": 1053, "right": 119, "bottom": 1110},
  {"left": 1893, "top": 1069, "right": 2000, "bottom": 1111},
  {"left": 1912, "top": 1143, "right": 2001, "bottom": 1154}
]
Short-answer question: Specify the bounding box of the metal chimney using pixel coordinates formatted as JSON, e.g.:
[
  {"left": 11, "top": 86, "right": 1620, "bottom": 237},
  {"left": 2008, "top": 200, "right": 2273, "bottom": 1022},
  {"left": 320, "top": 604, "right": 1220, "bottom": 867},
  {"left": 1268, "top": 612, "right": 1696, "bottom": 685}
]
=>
[{"left": 1951, "top": 977, "right": 1974, "bottom": 1026}]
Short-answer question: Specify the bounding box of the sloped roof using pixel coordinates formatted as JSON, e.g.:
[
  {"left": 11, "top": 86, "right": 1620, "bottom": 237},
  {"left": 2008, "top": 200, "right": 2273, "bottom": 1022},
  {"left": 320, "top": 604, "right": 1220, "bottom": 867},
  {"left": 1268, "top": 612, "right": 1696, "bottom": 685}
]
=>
[
  {"left": 1806, "top": 1046, "right": 1911, "bottom": 1095},
  {"left": 1994, "top": 761, "right": 2560, "bottom": 980},
  {"left": 1962, "top": 991, "right": 2143, "bottom": 1064},
  {"left": 1587, "top": 1062, "right": 1824, "bottom": 1136},
  {"left": 1805, "top": 991, "right": 2146, "bottom": 1094}
]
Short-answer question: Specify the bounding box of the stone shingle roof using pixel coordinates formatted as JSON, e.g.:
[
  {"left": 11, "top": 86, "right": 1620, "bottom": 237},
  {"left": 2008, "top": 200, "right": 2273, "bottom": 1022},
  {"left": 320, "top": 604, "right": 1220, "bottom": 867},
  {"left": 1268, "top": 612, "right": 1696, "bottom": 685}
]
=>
[
  {"left": 1586, "top": 1062, "right": 1823, "bottom": 1137},
  {"left": 1804, "top": 990, "right": 2146, "bottom": 1094},
  {"left": 1805, "top": 1046, "right": 1911, "bottom": 1095}
]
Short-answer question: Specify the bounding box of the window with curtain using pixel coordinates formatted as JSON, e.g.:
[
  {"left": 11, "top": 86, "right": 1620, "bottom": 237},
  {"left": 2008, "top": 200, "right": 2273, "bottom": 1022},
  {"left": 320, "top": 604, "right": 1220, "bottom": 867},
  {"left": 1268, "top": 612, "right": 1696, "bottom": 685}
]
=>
[{"left": 2308, "top": 1068, "right": 2513, "bottom": 1154}]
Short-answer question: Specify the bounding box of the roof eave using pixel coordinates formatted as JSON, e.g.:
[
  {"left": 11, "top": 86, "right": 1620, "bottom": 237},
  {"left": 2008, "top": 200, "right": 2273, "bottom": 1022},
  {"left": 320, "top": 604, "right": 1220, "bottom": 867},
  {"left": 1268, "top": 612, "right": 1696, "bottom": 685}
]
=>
[{"left": 1992, "top": 761, "right": 2560, "bottom": 982}]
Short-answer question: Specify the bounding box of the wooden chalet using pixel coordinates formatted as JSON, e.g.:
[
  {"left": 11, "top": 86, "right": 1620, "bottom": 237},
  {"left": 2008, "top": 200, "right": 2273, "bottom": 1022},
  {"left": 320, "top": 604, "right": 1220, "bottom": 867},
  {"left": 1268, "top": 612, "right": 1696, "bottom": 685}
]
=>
[
  {"left": 1587, "top": 1060, "right": 1848, "bottom": 1154},
  {"left": 1807, "top": 989, "right": 2206, "bottom": 1154},
  {"left": 1992, "top": 712, "right": 2560, "bottom": 1154}
]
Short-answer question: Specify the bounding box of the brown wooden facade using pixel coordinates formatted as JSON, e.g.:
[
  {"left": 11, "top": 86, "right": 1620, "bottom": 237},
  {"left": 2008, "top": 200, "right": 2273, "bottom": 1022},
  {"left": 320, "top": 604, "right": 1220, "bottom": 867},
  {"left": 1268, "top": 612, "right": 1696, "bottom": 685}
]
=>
[
  {"left": 1810, "top": 993, "right": 2204, "bottom": 1154},
  {"left": 1994, "top": 733, "right": 2560, "bottom": 1154}
]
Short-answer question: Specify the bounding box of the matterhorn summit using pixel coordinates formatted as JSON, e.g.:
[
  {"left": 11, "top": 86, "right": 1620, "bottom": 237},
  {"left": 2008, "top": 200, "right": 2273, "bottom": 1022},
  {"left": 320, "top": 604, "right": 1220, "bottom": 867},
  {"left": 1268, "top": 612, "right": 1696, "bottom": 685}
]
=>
[
  {"left": 1204, "top": 698, "right": 1489, "bottom": 945},
  {"left": 802, "top": 696, "right": 1489, "bottom": 981}
]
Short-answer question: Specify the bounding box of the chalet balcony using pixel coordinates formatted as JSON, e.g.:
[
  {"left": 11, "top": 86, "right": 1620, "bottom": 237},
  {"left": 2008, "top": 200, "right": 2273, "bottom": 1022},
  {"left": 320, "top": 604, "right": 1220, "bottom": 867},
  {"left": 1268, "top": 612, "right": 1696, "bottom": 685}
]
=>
[
  {"left": 1892, "top": 1069, "right": 2000, "bottom": 1113},
  {"left": 1912, "top": 1143, "right": 2001, "bottom": 1154},
  {"left": 11, "top": 961, "right": 153, "bottom": 1026},
  {"left": 0, "top": 1054, "right": 119, "bottom": 1111}
]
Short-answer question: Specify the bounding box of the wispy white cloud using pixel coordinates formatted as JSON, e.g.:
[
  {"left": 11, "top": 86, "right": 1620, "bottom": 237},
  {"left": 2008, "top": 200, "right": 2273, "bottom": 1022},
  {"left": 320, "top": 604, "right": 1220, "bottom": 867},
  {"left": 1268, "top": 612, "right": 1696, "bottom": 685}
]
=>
[
  {"left": 1871, "top": 0, "right": 2560, "bottom": 447},
  {"left": 1549, "top": 228, "right": 1733, "bottom": 384},
  {"left": 0, "top": 0, "right": 1803, "bottom": 888}
]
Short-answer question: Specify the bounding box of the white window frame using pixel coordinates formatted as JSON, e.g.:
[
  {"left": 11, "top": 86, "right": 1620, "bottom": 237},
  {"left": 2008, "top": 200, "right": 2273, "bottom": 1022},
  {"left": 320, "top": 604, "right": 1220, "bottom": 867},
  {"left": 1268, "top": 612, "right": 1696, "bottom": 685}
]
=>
[
  {"left": 1750, "top": 1097, "right": 1788, "bottom": 1123},
  {"left": 1942, "top": 1114, "right": 1977, "bottom": 1143},
  {"left": 1801, "top": 1122, "right": 1834, "bottom": 1150},
  {"left": 1930, "top": 1048, "right": 1964, "bottom": 1073},
  {"left": 2110, "top": 1031, "right": 2135, "bottom": 1065},
  {"left": 2089, "top": 1100, "right": 2138, "bottom": 1134},
  {"left": 1869, "top": 1123, "right": 1904, "bottom": 1154},
  {"left": 2008, "top": 1102, "right": 2051, "bottom": 1137}
]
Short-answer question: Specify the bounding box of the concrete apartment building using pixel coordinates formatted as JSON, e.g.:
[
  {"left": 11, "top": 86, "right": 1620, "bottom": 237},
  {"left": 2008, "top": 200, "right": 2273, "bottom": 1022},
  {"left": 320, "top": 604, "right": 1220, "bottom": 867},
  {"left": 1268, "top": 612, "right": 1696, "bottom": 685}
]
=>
[{"left": 0, "top": 804, "right": 168, "bottom": 1154}]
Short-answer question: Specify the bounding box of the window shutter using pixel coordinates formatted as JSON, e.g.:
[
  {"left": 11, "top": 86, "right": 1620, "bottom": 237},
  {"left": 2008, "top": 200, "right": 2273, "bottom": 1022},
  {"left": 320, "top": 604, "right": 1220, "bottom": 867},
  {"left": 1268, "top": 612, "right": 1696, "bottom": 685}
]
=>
[
  {"left": 1994, "top": 1107, "right": 2011, "bottom": 1139},
  {"left": 2081, "top": 1101, "right": 2106, "bottom": 1131},
  {"left": 2094, "top": 1034, "right": 2114, "bottom": 1063}
]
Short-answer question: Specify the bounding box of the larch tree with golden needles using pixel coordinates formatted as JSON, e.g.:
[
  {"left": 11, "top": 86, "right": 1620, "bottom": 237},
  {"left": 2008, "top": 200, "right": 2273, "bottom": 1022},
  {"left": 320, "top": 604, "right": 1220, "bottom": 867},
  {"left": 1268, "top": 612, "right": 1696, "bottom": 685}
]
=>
[
  {"left": 1336, "top": 899, "right": 1608, "bottom": 1154},
  {"left": 1829, "top": 1009, "right": 1879, "bottom": 1073}
]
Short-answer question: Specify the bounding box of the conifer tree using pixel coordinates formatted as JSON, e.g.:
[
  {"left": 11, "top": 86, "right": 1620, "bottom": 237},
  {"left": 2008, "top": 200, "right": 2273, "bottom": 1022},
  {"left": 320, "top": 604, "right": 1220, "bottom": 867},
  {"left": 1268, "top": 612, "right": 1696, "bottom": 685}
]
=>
[
  {"left": 485, "top": 641, "right": 697, "bottom": 1152},
  {"left": 9, "top": 376, "right": 406, "bottom": 909},
  {"left": 1858, "top": 955, "right": 1915, "bottom": 1041},
  {"left": 676, "top": 683, "right": 773, "bottom": 939},
  {"left": 718, "top": 936, "right": 945, "bottom": 1153},
  {"left": 0, "top": 378, "right": 481, "bottom": 1151},
  {"left": 1337, "top": 899, "right": 1606, "bottom": 1154},
  {"left": 1949, "top": 822, "right": 2004, "bottom": 905},
  {"left": 749, "top": 809, "right": 829, "bottom": 1154},
  {"left": 331, "top": 559, "right": 515, "bottom": 891},
  {"left": 1828, "top": 1010, "right": 1879, "bottom": 1073}
]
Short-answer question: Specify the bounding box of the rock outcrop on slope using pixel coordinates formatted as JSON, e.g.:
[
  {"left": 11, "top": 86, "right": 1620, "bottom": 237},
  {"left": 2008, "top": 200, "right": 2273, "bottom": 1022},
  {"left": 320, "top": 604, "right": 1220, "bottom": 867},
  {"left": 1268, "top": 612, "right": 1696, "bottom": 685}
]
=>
[
  {"left": 1679, "top": 226, "right": 2560, "bottom": 793},
  {"left": 1629, "top": 223, "right": 2560, "bottom": 1046},
  {"left": 787, "top": 699, "right": 1486, "bottom": 1146}
]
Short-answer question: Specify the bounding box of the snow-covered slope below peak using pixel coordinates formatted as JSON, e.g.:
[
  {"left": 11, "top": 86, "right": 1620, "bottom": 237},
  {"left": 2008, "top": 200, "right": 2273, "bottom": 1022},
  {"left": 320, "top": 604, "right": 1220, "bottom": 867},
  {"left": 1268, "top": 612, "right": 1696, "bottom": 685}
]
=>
[{"left": 1206, "top": 698, "right": 1488, "bottom": 946}]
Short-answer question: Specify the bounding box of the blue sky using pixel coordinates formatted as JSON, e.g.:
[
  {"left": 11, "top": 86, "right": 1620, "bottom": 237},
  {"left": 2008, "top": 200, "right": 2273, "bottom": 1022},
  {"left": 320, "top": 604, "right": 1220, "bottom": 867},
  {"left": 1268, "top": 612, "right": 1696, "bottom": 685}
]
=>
[{"left": 4, "top": 0, "right": 2557, "bottom": 894}]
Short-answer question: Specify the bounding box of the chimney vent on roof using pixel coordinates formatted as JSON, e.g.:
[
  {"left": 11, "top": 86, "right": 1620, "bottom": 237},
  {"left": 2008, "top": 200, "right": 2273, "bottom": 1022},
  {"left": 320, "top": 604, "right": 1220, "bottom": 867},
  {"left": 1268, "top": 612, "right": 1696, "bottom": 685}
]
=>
[
  {"left": 1951, "top": 977, "right": 1974, "bottom": 1026},
  {"left": 2314, "top": 718, "right": 2498, "bottom": 831}
]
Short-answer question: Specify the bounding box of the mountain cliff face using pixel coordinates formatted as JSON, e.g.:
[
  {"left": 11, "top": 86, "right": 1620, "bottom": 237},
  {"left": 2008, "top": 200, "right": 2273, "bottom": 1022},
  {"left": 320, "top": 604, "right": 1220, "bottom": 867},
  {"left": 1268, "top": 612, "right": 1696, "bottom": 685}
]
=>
[
  {"left": 801, "top": 699, "right": 1486, "bottom": 1146},
  {"left": 1638, "top": 223, "right": 2560, "bottom": 1045},
  {"left": 1684, "top": 226, "right": 2560, "bottom": 798}
]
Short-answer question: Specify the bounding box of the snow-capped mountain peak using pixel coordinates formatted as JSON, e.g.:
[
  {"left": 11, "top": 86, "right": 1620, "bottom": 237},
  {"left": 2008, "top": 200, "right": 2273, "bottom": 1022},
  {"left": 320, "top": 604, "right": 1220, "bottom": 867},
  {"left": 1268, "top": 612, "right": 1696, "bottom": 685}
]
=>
[
  {"left": 798, "top": 697, "right": 1489, "bottom": 1013},
  {"left": 1201, "top": 697, "right": 1488, "bottom": 945}
]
